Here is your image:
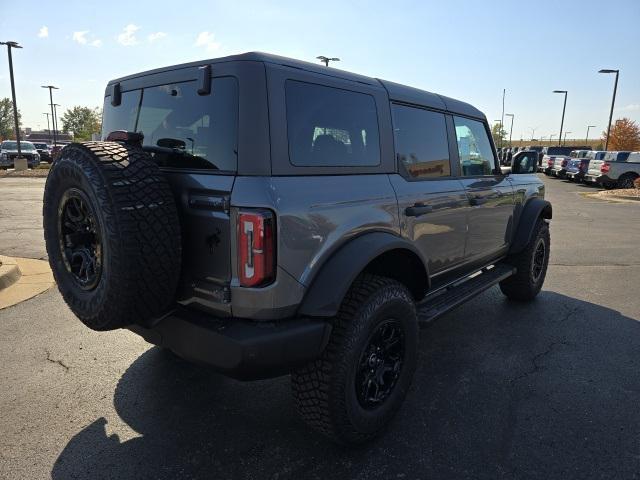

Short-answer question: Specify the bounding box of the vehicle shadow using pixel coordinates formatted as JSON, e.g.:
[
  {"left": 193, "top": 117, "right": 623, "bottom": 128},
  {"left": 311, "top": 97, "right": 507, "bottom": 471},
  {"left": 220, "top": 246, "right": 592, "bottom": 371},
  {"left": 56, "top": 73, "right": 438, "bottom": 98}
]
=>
[{"left": 51, "top": 290, "right": 640, "bottom": 480}]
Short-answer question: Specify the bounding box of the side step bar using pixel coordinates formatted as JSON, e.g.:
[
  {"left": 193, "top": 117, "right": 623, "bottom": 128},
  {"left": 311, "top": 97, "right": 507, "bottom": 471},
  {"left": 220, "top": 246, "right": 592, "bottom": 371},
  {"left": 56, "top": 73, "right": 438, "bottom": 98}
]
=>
[{"left": 417, "top": 264, "right": 516, "bottom": 323}]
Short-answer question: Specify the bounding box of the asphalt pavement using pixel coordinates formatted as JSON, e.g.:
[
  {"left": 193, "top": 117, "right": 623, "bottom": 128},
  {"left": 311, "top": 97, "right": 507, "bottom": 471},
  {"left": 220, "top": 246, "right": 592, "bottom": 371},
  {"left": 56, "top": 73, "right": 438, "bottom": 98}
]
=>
[{"left": 0, "top": 175, "right": 639, "bottom": 480}]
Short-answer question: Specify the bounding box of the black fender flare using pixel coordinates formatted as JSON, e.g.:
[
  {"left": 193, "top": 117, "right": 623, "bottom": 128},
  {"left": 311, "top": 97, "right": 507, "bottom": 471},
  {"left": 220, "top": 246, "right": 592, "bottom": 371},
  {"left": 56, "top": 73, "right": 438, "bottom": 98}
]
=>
[
  {"left": 509, "top": 198, "right": 552, "bottom": 254},
  {"left": 297, "top": 232, "right": 429, "bottom": 318}
]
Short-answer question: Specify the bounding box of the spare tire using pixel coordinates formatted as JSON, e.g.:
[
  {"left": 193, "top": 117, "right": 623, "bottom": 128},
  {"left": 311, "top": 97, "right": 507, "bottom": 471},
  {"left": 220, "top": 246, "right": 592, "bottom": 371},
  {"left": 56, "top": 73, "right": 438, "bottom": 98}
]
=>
[{"left": 43, "top": 142, "right": 181, "bottom": 331}]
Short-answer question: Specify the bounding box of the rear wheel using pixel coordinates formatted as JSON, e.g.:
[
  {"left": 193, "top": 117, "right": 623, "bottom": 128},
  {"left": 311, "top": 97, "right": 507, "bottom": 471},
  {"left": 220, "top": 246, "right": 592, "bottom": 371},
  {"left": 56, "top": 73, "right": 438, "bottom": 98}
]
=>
[
  {"left": 292, "top": 274, "right": 418, "bottom": 444},
  {"left": 500, "top": 219, "right": 550, "bottom": 301},
  {"left": 618, "top": 174, "right": 638, "bottom": 189}
]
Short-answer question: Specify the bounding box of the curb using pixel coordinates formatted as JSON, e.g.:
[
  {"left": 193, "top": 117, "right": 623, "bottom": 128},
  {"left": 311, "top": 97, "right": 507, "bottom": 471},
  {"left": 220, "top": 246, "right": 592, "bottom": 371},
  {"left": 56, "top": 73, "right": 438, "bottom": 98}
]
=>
[
  {"left": 0, "top": 256, "right": 22, "bottom": 290},
  {"left": 0, "top": 256, "right": 55, "bottom": 310}
]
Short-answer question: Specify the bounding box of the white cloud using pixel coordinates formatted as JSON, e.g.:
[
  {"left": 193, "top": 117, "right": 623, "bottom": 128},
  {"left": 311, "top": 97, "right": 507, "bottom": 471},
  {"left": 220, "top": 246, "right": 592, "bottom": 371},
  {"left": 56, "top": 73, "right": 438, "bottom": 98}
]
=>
[
  {"left": 147, "top": 31, "right": 167, "bottom": 43},
  {"left": 89, "top": 39, "right": 103, "bottom": 47},
  {"left": 194, "top": 31, "right": 221, "bottom": 53},
  {"left": 117, "top": 24, "right": 140, "bottom": 46},
  {"left": 38, "top": 26, "right": 48, "bottom": 38},
  {"left": 619, "top": 104, "right": 640, "bottom": 112},
  {"left": 72, "top": 31, "right": 89, "bottom": 45}
]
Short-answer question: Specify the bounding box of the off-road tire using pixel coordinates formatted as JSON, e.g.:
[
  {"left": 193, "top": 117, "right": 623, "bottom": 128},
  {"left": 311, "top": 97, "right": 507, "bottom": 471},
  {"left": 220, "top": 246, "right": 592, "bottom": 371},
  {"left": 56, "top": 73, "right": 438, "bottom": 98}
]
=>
[
  {"left": 43, "top": 142, "right": 181, "bottom": 331},
  {"left": 500, "top": 219, "right": 550, "bottom": 301},
  {"left": 618, "top": 173, "right": 638, "bottom": 190},
  {"left": 291, "top": 274, "right": 418, "bottom": 444},
  {"left": 603, "top": 182, "right": 617, "bottom": 190}
]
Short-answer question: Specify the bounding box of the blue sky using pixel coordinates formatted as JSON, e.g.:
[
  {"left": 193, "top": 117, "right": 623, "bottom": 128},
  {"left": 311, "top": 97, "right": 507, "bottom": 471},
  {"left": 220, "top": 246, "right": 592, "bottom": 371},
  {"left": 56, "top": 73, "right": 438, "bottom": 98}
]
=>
[{"left": 1, "top": 0, "right": 638, "bottom": 141}]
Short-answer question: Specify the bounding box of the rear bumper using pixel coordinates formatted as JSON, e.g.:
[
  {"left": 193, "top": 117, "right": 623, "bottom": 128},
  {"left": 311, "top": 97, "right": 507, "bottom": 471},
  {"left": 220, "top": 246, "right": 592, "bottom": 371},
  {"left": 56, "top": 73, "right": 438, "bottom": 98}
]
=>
[
  {"left": 566, "top": 171, "right": 584, "bottom": 181},
  {"left": 584, "top": 174, "right": 612, "bottom": 185},
  {"left": 128, "top": 308, "right": 332, "bottom": 380}
]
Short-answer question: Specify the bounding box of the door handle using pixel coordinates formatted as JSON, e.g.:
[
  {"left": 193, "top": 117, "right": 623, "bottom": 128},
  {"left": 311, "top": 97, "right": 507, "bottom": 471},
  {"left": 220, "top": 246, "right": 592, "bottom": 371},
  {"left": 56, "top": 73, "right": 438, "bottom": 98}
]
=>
[
  {"left": 469, "top": 197, "right": 488, "bottom": 206},
  {"left": 405, "top": 204, "right": 433, "bottom": 217}
]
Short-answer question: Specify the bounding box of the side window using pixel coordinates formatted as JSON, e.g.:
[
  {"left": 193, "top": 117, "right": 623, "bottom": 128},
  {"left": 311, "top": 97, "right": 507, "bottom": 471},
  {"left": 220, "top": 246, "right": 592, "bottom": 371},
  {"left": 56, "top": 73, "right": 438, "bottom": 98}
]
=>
[
  {"left": 101, "top": 90, "right": 141, "bottom": 139},
  {"left": 453, "top": 116, "right": 496, "bottom": 176},
  {"left": 136, "top": 77, "right": 238, "bottom": 171},
  {"left": 285, "top": 80, "right": 380, "bottom": 167},
  {"left": 392, "top": 104, "right": 450, "bottom": 179}
]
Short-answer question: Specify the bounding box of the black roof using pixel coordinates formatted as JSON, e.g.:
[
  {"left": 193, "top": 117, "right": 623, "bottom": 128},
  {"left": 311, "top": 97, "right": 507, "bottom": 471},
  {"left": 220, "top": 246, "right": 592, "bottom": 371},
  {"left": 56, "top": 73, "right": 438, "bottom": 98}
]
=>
[{"left": 108, "top": 51, "right": 484, "bottom": 119}]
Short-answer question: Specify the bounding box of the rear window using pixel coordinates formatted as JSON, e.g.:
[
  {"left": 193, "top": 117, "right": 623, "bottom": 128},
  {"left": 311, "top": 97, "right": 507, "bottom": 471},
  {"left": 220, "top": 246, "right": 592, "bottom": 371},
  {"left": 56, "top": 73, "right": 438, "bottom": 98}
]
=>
[
  {"left": 136, "top": 78, "right": 238, "bottom": 171},
  {"left": 101, "top": 77, "right": 238, "bottom": 172},
  {"left": 285, "top": 80, "right": 380, "bottom": 167},
  {"left": 102, "top": 90, "right": 141, "bottom": 139}
]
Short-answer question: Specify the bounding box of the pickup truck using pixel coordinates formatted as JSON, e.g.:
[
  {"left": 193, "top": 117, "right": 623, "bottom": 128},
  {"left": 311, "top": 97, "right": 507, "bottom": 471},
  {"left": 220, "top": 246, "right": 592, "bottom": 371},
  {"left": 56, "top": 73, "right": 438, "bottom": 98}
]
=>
[
  {"left": 566, "top": 151, "right": 606, "bottom": 182},
  {"left": 541, "top": 146, "right": 591, "bottom": 174},
  {"left": 550, "top": 150, "right": 590, "bottom": 178},
  {"left": 584, "top": 151, "right": 638, "bottom": 189}
]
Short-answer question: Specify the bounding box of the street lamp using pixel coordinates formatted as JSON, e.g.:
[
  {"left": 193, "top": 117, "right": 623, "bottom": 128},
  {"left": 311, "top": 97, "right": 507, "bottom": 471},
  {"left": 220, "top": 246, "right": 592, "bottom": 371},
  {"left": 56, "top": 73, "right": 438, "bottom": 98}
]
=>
[
  {"left": 598, "top": 69, "right": 619, "bottom": 151},
  {"left": 585, "top": 125, "right": 596, "bottom": 144},
  {"left": 505, "top": 113, "right": 514, "bottom": 147},
  {"left": 1, "top": 41, "right": 23, "bottom": 158},
  {"left": 316, "top": 56, "right": 340, "bottom": 67},
  {"left": 563, "top": 131, "right": 571, "bottom": 146},
  {"left": 553, "top": 90, "right": 568, "bottom": 146},
  {"left": 549, "top": 134, "right": 556, "bottom": 145},
  {"left": 529, "top": 126, "right": 537, "bottom": 141},
  {"left": 41, "top": 85, "right": 59, "bottom": 146}
]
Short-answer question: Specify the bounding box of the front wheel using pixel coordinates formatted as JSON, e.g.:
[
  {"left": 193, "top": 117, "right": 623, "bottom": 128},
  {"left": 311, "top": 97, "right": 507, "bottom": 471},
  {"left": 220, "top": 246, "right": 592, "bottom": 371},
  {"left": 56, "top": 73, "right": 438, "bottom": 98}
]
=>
[
  {"left": 292, "top": 274, "right": 418, "bottom": 444},
  {"left": 500, "top": 219, "right": 550, "bottom": 301}
]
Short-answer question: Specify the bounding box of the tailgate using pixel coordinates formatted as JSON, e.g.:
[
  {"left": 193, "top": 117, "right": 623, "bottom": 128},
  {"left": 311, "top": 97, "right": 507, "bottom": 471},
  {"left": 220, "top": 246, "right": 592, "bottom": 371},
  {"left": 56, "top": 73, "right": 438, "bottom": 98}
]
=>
[
  {"left": 164, "top": 172, "right": 235, "bottom": 314},
  {"left": 588, "top": 159, "right": 605, "bottom": 176}
]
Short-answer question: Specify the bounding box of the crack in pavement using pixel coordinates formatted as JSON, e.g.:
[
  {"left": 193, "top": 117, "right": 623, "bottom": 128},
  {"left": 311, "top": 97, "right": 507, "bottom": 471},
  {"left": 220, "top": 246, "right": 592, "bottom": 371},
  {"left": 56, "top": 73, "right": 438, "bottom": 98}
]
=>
[
  {"left": 45, "top": 349, "right": 69, "bottom": 372},
  {"left": 510, "top": 338, "right": 569, "bottom": 384}
]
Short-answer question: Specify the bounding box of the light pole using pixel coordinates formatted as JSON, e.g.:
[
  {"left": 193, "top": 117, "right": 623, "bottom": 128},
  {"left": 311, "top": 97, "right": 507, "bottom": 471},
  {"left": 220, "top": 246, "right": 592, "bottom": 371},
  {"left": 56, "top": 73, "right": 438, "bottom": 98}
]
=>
[
  {"left": 598, "top": 69, "right": 619, "bottom": 150},
  {"left": 553, "top": 90, "right": 568, "bottom": 146},
  {"left": 1, "top": 41, "right": 23, "bottom": 158},
  {"left": 51, "top": 104, "right": 60, "bottom": 142},
  {"left": 563, "top": 131, "right": 571, "bottom": 146},
  {"left": 549, "top": 134, "right": 556, "bottom": 145},
  {"left": 501, "top": 89, "right": 506, "bottom": 148},
  {"left": 529, "top": 126, "right": 538, "bottom": 141},
  {"left": 505, "top": 113, "right": 514, "bottom": 147},
  {"left": 41, "top": 85, "right": 59, "bottom": 146},
  {"left": 43, "top": 113, "right": 51, "bottom": 135},
  {"left": 316, "top": 56, "right": 340, "bottom": 67},
  {"left": 585, "top": 125, "right": 596, "bottom": 144}
]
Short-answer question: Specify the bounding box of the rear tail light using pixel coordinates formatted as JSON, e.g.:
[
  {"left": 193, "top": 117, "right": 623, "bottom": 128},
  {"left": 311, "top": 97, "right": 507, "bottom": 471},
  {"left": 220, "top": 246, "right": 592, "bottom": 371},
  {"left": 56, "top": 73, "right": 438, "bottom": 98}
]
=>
[
  {"left": 547, "top": 157, "right": 554, "bottom": 167},
  {"left": 578, "top": 162, "right": 586, "bottom": 172},
  {"left": 561, "top": 159, "right": 568, "bottom": 167},
  {"left": 237, "top": 209, "right": 276, "bottom": 287},
  {"left": 601, "top": 162, "right": 610, "bottom": 174}
]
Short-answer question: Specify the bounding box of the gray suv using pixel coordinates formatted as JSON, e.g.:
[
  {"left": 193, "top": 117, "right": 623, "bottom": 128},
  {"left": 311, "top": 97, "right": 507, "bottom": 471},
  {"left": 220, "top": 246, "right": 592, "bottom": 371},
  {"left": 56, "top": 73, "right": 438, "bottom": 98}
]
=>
[{"left": 42, "top": 52, "right": 551, "bottom": 444}]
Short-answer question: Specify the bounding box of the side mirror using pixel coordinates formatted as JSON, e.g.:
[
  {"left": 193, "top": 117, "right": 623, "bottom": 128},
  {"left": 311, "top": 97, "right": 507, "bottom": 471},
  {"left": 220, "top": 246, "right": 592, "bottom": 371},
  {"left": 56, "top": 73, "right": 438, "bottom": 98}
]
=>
[{"left": 511, "top": 153, "right": 537, "bottom": 174}]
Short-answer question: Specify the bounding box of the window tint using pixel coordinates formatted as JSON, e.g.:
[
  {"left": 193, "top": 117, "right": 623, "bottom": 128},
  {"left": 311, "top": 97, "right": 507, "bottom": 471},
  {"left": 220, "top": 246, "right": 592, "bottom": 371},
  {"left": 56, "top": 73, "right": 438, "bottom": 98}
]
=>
[
  {"left": 453, "top": 116, "right": 496, "bottom": 176},
  {"left": 136, "top": 78, "right": 238, "bottom": 171},
  {"left": 101, "top": 90, "right": 141, "bottom": 139},
  {"left": 392, "top": 104, "right": 450, "bottom": 179},
  {"left": 286, "top": 80, "right": 380, "bottom": 167}
]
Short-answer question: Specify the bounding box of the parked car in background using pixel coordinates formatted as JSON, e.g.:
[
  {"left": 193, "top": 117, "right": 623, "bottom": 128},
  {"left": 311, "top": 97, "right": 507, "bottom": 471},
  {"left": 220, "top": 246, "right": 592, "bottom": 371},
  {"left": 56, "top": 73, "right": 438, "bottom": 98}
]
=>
[
  {"left": 566, "top": 151, "right": 606, "bottom": 182},
  {"left": 525, "top": 145, "right": 545, "bottom": 166},
  {"left": 0, "top": 140, "right": 41, "bottom": 168},
  {"left": 31, "top": 142, "right": 52, "bottom": 163},
  {"left": 541, "top": 146, "right": 591, "bottom": 175},
  {"left": 584, "top": 151, "right": 637, "bottom": 189}
]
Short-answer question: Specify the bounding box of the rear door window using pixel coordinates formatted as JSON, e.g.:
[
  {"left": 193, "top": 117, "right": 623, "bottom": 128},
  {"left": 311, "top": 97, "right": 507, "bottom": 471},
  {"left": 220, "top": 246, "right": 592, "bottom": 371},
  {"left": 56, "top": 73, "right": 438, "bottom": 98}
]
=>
[
  {"left": 391, "top": 104, "right": 450, "bottom": 179},
  {"left": 285, "top": 80, "right": 380, "bottom": 167},
  {"left": 136, "top": 77, "right": 238, "bottom": 171},
  {"left": 453, "top": 116, "right": 496, "bottom": 176}
]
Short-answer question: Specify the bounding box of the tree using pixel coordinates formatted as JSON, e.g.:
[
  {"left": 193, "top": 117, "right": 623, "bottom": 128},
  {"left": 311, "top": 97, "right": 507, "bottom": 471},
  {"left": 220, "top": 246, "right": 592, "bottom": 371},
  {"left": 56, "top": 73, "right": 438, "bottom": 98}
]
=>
[
  {"left": 0, "top": 97, "right": 22, "bottom": 140},
  {"left": 602, "top": 118, "right": 640, "bottom": 151},
  {"left": 491, "top": 122, "right": 507, "bottom": 147},
  {"left": 61, "top": 106, "right": 102, "bottom": 141}
]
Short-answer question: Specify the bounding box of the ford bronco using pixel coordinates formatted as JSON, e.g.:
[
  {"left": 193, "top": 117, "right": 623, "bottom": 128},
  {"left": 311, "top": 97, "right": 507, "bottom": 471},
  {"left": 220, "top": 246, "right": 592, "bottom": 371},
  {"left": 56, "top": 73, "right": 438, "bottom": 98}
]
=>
[{"left": 43, "top": 52, "right": 551, "bottom": 444}]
